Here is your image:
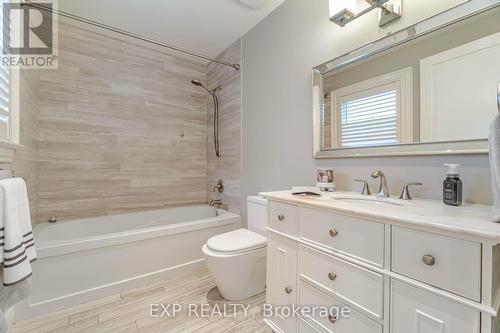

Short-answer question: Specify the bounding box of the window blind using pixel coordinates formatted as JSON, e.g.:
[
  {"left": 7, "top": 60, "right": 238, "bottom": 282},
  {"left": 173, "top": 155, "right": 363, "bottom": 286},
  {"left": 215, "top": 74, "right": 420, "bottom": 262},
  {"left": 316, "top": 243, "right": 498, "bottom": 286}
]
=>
[
  {"left": 340, "top": 90, "right": 398, "bottom": 147},
  {"left": 0, "top": 0, "right": 9, "bottom": 140}
]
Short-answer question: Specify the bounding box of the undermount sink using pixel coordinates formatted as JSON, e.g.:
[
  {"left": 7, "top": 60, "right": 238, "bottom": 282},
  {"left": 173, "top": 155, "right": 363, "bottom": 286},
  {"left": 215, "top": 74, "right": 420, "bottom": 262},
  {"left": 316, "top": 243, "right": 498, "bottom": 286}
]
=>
[{"left": 331, "top": 194, "right": 404, "bottom": 206}]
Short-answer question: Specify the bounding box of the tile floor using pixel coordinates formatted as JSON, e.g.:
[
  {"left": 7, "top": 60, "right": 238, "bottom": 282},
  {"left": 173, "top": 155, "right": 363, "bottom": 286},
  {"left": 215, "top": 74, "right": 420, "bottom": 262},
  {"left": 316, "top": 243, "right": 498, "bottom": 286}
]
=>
[{"left": 13, "top": 269, "right": 268, "bottom": 333}]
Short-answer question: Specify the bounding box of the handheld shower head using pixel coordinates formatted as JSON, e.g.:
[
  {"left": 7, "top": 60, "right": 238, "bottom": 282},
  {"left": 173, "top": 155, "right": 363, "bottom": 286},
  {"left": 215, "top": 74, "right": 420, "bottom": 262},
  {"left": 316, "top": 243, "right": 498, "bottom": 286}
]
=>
[
  {"left": 191, "top": 78, "right": 221, "bottom": 157},
  {"left": 191, "top": 79, "right": 219, "bottom": 94},
  {"left": 191, "top": 79, "right": 203, "bottom": 87}
]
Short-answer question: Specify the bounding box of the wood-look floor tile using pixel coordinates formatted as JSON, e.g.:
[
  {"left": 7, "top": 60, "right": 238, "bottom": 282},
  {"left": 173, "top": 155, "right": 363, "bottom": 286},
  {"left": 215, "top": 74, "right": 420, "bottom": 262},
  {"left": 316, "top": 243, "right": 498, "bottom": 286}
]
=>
[
  {"left": 12, "top": 316, "right": 69, "bottom": 333},
  {"left": 13, "top": 269, "right": 266, "bottom": 333},
  {"left": 68, "top": 294, "right": 123, "bottom": 324},
  {"left": 46, "top": 315, "right": 98, "bottom": 333}
]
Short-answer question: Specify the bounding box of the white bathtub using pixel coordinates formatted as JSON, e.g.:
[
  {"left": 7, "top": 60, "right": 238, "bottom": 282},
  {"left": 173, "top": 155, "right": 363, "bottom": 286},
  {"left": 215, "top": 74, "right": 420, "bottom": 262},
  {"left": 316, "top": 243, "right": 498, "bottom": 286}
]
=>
[{"left": 17, "top": 205, "right": 238, "bottom": 319}]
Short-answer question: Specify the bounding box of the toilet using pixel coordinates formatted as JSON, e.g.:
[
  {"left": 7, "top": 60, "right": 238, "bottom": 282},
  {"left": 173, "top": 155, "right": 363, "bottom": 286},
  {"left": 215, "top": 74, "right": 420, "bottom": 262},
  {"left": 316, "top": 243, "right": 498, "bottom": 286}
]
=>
[{"left": 202, "top": 196, "right": 268, "bottom": 301}]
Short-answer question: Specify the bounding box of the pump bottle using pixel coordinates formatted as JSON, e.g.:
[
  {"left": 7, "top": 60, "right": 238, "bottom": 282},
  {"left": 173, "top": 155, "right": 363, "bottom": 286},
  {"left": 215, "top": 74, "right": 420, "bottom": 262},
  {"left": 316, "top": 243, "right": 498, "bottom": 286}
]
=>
[{"left": 443, "top": 164, "right": 462, "bottom": 206}]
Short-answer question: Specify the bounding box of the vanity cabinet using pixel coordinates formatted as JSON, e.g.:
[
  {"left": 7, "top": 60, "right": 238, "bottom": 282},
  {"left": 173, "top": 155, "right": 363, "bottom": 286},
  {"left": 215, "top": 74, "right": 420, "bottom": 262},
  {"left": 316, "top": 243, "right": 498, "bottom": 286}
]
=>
[
  {"left": 262, "top": 193, "right": 500, "bottom": 333},
  {"left": 391, "top": 280, "right": 480, "bottom": 333}
]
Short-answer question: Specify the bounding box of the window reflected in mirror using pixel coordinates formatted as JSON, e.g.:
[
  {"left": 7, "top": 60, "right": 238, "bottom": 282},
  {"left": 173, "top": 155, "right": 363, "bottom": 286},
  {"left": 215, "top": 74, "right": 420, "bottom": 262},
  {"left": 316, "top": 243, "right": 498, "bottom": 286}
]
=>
[{"left": 317, "top": 5, "right": 500, "bottom": 155}]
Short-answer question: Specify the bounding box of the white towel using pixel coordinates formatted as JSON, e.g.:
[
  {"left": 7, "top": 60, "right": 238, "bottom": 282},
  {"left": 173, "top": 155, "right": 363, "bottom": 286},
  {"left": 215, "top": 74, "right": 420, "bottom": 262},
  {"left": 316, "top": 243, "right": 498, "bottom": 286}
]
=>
[
  {"left": 0, "top": 178, "right": 37, "bottom": 285},
  {"left": 489, "top": 116, "right": 500, "bottom": 222}
]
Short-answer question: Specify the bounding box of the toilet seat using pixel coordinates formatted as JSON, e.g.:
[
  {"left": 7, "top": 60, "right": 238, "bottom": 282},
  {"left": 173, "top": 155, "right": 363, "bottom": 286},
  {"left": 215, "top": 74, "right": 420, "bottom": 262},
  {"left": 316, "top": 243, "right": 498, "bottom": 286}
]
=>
[{"left": 206, "top": 229, "right": 266, "bottom": 255}]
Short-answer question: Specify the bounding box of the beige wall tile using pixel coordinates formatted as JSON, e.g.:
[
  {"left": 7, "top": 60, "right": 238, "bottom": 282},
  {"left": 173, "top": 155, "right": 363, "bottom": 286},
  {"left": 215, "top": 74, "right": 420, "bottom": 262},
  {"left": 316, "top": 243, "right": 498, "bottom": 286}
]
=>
[
  {"left": 37, "top": 22, "right": 210, "bottom": 222},
  {"left": 206, "top": 39, "right": 242, "bottom": 215}
]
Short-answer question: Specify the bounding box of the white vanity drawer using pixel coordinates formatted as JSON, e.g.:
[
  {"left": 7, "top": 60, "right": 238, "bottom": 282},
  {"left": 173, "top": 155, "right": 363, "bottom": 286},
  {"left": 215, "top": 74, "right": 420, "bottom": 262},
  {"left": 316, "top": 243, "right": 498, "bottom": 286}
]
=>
[
  {"left": 300, "top": 281, "right": 382, "bottom": 333},
  {"left": 300, "top": 245, "right": 384, "bottom": 319},
  {"left": 299, "top": 207, "right": 384, "bottom": 267},
  {"left": 391, "top": 280, "right": 480, "bottom": 333},
  {"left": 391, "top": 226, "right": 481, "bottom": 302},
  {"left": 269, "top": 201, "right": 298, "bottom": 236}
]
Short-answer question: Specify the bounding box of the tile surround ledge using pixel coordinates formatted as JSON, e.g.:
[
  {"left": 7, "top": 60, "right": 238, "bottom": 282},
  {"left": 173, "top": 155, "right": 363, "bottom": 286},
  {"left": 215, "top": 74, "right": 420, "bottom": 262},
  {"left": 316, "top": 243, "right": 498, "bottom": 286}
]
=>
[{"left": 259, "top": 190, "right": 500, "bottom": 243}]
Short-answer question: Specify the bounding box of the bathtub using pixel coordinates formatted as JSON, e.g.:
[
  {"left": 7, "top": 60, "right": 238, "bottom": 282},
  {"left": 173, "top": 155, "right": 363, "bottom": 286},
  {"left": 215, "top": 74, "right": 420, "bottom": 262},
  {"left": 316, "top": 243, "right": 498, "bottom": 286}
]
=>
[{"left": 17, "top": 205, "right": 238, "bottom": 320}]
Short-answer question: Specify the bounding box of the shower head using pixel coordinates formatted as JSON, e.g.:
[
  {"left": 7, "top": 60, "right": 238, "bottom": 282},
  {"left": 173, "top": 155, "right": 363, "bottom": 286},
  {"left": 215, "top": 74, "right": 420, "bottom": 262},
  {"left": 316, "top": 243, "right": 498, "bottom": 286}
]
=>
[
  {"left": 191, "top": 79, "right": 219, "bottom": 94},
  {"left": 191, "top": 79, "right": 203, "bottom": 87}
]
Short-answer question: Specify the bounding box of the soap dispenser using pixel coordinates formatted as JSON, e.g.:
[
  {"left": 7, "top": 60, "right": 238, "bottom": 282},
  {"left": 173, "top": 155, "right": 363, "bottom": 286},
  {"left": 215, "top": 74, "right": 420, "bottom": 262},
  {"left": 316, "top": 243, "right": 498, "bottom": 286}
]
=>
[{"left": 443, "top": 164, "right": 462, "bottom": 206}]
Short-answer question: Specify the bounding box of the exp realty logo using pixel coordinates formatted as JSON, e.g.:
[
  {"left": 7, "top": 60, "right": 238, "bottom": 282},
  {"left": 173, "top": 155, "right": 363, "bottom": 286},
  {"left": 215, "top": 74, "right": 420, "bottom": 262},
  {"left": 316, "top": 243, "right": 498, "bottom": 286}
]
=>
[{"left": 1, "top": 0, "right": 58, "bottom": 68}]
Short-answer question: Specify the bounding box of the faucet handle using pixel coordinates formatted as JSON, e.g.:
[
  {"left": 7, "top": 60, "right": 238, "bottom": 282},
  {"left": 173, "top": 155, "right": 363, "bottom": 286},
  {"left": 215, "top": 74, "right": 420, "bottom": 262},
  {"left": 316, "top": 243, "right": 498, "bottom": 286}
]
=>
[
  {"left": 354, "top": 179, "right": 371, "bottom": 195},
  {"left": 213, "top": 180, "right": 224, "bottom": 193},
  {"left": 399, "top": 182, "right": 423, "bottom": 200}
]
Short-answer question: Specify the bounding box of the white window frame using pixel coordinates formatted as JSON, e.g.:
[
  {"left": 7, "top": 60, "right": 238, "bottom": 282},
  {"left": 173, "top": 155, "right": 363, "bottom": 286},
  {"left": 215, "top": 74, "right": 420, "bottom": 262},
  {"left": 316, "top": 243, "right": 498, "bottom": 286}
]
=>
[
  {"left": 330, "top": 67, "right": 413, "bottom": 149},
  {"left": 0, "top": 0, "right": 21, "bottom": 163}
]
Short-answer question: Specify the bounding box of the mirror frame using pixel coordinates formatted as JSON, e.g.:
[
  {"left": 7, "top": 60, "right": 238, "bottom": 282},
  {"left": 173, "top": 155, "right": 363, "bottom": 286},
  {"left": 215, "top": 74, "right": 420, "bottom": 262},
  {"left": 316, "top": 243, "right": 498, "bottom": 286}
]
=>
[{"left": 313, "top": 0, "right": 500, "bottom": 159}]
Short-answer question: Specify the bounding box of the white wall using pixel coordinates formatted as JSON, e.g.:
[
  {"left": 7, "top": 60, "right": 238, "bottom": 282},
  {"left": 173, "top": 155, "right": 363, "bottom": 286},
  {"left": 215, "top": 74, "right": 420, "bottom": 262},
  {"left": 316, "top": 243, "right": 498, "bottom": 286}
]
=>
[{"left": 241, "top": 0, "right": 495, "bottom": 222}]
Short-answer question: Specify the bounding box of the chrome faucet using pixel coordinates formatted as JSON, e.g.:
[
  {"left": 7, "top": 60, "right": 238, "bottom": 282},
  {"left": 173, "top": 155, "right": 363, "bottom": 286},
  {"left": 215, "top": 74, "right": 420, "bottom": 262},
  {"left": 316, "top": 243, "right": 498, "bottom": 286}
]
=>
[
  {"left": 209, "top": 199, "right": 223, "bottom": 208},
  {"left": 371, "top": 170, "right": 390, "bottom": 198}
]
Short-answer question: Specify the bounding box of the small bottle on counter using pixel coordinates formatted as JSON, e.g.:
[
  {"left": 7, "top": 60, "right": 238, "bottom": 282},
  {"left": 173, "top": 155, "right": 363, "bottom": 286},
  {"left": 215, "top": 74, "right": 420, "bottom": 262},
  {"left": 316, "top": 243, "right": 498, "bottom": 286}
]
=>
[{"left": 443, "top": 164, "right": 462, "bottom": 206}]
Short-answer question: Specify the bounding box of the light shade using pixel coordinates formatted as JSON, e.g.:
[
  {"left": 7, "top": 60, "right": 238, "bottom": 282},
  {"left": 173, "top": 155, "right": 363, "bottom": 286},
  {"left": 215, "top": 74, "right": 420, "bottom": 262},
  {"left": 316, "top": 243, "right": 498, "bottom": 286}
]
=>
[{"left": 328, "top": 0, "right": 357, "bottom": 19}]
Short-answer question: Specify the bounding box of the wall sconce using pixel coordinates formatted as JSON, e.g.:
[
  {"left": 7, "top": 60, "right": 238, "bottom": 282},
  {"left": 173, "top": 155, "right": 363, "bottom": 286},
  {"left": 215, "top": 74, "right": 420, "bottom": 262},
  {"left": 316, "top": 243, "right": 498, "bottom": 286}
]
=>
[{"left": 329, "top": 0, "right": 402, "bottom": 27}]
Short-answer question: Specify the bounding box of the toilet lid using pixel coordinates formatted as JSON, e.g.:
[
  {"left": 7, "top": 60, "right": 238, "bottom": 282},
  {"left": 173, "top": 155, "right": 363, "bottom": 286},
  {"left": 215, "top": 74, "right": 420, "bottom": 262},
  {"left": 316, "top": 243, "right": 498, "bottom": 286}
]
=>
[{"left": 207, "top": 229, "right": 267, "bottom": 253}]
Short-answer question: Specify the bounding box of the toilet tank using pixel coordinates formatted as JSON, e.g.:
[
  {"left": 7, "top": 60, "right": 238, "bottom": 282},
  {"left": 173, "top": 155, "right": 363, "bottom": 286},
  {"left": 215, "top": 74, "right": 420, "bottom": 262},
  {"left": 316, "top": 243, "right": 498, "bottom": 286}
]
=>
[{"left": 247, "top": 196, "right": 268, "bottom": 236}]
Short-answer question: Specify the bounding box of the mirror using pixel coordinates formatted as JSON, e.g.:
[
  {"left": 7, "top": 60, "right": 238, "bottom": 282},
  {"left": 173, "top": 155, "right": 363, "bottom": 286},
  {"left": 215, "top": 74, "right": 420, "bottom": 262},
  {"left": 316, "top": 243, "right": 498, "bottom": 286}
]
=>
[{"left": 313, "top": 2, "right": 500, "bottom": 158}]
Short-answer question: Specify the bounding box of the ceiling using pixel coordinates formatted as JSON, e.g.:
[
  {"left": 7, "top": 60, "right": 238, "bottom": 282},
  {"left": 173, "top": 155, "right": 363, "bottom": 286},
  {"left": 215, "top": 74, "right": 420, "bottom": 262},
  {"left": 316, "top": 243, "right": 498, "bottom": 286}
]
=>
[{"left": 58, "top": 0, "right": 285, "bottom": 59}]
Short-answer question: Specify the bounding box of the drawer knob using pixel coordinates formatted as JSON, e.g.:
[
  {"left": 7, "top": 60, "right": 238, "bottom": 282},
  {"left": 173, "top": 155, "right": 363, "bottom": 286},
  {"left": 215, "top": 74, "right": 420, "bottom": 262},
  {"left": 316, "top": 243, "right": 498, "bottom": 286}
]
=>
[
  {"left": 422, "top": 255, "right": 436, "bottom": 266},
  {"left": 328, "top": 272, "right": 337, "bottom": 281},
  {"left": 328, "top": 315, "right": 338, "bottom": 324},
  {"left": 285, "top": 287, "right": 293, "bottom": 294},
  {"left": 277, "top": 214, "right": 285, "bottom": 222},
  {"left": 329, "top": 229, "right": 338, "bottom": 237}
]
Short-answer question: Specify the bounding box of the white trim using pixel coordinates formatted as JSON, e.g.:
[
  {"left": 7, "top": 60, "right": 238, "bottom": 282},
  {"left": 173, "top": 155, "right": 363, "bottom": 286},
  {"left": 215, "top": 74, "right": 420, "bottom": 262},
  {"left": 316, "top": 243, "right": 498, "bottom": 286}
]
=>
[
  {"left": 330, "top": 67, "right": 413, "bottom": 149},
  {"left": 9, "top": 68, "right": 20, "bottom": 145},
  {"left": 0, "top": 140, "right": 23, "bottom": 163}
]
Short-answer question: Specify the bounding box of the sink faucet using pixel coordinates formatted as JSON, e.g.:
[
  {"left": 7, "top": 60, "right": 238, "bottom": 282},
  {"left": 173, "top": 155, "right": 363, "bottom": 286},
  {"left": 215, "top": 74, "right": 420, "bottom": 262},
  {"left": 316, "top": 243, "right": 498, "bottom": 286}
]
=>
[
  {"left": 371, "top": 170, "right": 390, "bottom": 198},
  {"left": 209, "top": 199, "right": 223, "bottom": 208}
]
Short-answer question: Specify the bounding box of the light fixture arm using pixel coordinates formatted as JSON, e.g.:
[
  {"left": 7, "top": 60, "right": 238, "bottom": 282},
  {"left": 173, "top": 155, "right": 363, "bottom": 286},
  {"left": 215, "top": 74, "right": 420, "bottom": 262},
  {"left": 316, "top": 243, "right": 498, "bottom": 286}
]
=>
[{"left": 330, "top": 0, "right": 401, "bottom": 27}]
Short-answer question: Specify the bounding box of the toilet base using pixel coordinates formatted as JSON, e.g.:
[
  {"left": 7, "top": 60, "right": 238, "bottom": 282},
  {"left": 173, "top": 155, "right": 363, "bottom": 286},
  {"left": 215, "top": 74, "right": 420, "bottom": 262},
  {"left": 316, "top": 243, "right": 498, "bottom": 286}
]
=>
[{"left": 202, "top": 244, "right": 266, "bottom": 301}]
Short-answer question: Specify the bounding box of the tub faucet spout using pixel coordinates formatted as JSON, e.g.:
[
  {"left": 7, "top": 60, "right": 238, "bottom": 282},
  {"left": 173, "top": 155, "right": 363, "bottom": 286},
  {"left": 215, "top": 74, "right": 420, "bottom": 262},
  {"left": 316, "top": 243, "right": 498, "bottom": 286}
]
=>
[{"left": 209, "top": 199, "right": 223, "bottom": 208}]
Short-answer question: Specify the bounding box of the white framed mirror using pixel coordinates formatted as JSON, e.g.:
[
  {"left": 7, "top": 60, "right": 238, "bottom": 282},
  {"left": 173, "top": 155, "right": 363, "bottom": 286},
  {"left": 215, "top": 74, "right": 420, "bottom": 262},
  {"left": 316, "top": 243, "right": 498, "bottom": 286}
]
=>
[{"left": 313, "top": 0, "right": 500, "bottom": 158}]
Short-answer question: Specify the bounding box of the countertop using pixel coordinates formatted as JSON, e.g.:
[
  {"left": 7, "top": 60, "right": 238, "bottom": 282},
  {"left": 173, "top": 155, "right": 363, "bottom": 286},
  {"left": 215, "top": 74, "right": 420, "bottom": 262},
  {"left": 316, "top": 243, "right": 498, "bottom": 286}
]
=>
[{"left": 259, "top": 191, "right": 500, "bottom": 243}]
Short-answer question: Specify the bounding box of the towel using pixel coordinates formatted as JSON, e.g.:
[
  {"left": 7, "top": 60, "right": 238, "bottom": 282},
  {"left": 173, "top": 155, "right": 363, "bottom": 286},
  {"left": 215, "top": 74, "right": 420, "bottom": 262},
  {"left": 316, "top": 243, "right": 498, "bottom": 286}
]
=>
[
  {"left": 0, "top": 178, "right": 36, "bottom": 285},
  {"left": 489, "top": 116, "right": 500, "bottom": 222}
]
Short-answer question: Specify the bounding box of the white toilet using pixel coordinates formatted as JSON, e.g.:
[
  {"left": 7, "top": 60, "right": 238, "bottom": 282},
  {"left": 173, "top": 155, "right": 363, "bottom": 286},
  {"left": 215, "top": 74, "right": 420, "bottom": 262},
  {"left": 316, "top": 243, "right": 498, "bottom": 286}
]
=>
[{"left": 202, "top": 196, "right": 268, "bottom": 301}]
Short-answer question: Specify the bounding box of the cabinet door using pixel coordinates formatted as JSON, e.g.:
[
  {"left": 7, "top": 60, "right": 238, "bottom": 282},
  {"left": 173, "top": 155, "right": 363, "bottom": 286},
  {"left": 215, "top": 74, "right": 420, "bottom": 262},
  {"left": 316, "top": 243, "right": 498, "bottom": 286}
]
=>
[
  {"left": 391, "top": 280, "right": 480, "bottom": 333},
  {"left": 267, "top": 232, "right": 298, "bottom": 333}
]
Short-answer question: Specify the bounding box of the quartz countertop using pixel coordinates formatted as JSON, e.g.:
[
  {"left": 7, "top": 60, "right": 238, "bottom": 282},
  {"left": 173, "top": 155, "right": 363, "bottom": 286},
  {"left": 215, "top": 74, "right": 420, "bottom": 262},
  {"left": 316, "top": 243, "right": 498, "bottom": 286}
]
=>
[{"left": 259, "top": 191, "right": 500, "bottom": 243}]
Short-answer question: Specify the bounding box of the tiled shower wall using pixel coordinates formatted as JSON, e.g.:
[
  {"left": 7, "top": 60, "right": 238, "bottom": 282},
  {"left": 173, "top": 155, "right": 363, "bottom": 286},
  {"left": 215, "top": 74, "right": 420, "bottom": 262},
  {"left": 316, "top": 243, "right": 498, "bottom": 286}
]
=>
[
  {"left": 6, "top": 22, "right": 243, "bottom": 224},
  {"left": 36, "top": 22, "right": 210, "bottom": 222},
  {"left": 7, "top": 70, "right": 40, "bottom": 222},
  {"left": 206, "top": 40, "right": 242, "bottom": 214}
]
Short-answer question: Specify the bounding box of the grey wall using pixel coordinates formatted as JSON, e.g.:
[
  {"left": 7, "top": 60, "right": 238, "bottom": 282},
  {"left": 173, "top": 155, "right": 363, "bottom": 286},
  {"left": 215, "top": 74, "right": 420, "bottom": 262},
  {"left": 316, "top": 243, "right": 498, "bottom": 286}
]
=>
[{"left": 241, "top": 0, "right": 492, "bottom": 223}]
